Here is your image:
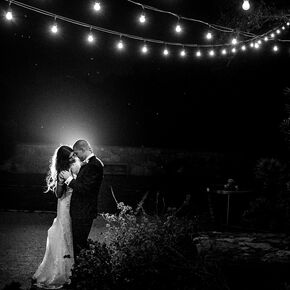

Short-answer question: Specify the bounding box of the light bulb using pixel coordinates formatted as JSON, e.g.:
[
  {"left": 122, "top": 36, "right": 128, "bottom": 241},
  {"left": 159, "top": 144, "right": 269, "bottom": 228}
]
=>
[
  {"left": 287, "top": 22, "right": 290, "bottom": 26},
  {"left": 241, "top": 45, "right": 246, "bottom": 51},
  {"left": 139, "top": 13, "right": 146, "bottom": 24},
  {"left": 5, "top": 11, "right": 13, "bottom": 21},
  {"left": 175, "top": 24, "right": 182, "bottom": 33},
  {"left": 221, "top": 49, "right": 227, "bottom": 55},
  {"left": 254, "top": 43, "right": 260, "bottom": 49},
  {"left": 276, "top": 29, "right": 281, "bottom": 34},
  {"left": 273, "top": 45, "right": 279, "bottom": 52},
  {"left": 209, "top": 50, "right": 215, "bottom": 57},
  {"left": 117, "top": 40, "right": 124, "bottom": 50},
  {"left": 250, "top": 42, "right": 254, "bottom": 47},
  {"left": 206, "top": 32, "right": 212, "bottom": 40},
  {"left": 141, "top": 44, "right": 148, "bottom": 54},
  {"left": 163, "top": 48, "right": 169, "bottom": 56},
  {"left": 231, "top": 47, "right": 237, "bottom": 53},
  {"left": 94, "top": 2, "right": 101, "bottom": 11},
  {"left": 282, "top": 26, "right": 285, "bottom": 30},
  {"left": 264, "top": 36, "right": 269, "bottom": 42},
  {"left": 180, "top": 49, "right": 186, "bottom": 57},
  {"left": 196, "top": 50, "right": 202, "bottom": 57},
  {"left": 87, "top": 33, "right": 95, "bottom": 43},
  {"left": 50, "top": 24, "right": 58, "bottom": 34},
  {"left": 270, "top": 33, "right": 275, "bottom": 38},
  {"left": 231, "top": 38, "right": 238, "bottom": 45},
  {"left": 242, "top": 0, "right": 250, "bottom": 11}
]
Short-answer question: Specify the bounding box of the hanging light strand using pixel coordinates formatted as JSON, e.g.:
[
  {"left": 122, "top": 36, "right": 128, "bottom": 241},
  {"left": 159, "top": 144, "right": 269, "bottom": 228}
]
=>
[
  {"left": 3, "top": 0, "right": 289, "bottom": 50},
  {"left": 125, "top": 0, "right": 256, "bottom": 37}
]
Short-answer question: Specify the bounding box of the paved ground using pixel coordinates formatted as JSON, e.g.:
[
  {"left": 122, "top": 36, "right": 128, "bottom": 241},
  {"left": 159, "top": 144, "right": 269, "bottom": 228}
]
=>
[{"left": 0, "top": 211, "right": 107, "bottom": 290}]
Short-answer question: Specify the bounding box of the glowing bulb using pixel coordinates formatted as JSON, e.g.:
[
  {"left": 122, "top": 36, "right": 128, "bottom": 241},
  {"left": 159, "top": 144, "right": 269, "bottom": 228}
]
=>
[
  {"left": 254, "top": 43, "right": 260, "bottom": 49},
  {"left": 50, "top": 24, "right": 58, "bottom": 34},
  {"left": 276, "top": 29, "right": 281, "bottom": 34},
  {"left": 93, "top": 2, "right": 101, "bottom": 11},
  {"left": 5, "top": 11, "right": 13, "bottom": 21},
  {"left": 282, "top": 26, "right": 285, "bottom": 30},
  {"left": 206, "top": 32, "right": 212, "bottom": 40},
  {"left": 175, "top": 24, "right": 182, "bottom": 33},
  {"left": 270, "top": 33, "right": 275, "bottom": 38},
  {"left": 241, "top": 45, "right": 246, "bottom": 51},
  {"left": 287, "top": 22, "right": 290, "bottom": 26},
  {"left": 231, "top": 38, "right": 238, "bottom": 45},
  {"left": 139, "top": 13, "right": 146, "bottom": 23},
  {"left": 232, "top": 47, "right": 237, "bottom": 53},
  {"left": 209, "top": 50, "right": 215, "bottom": 57},
  {"left": 273, "top": 45, "right": 279, "bottom": 52},
  {"left": 163, "top": 48, "right": 169, "bottom": 56},
  {"left": 117, "top": 40, "right": 124, "bottom": 50},
  {"left": 87, "top": 33, "right": 95, "bottom": 43},
  {"left": 242, "top": 0, "right": 250, "bottom": 11},
  {"left": 264, "top": 36, "right": 269, "bottom": 42},
  {"left": 141, "top": 44, "right": 148, "bottom": 54},
  {"left": 221, "top": 49, "right": 227, "bottom": 55},
  {"left": 196, "top": 50, "right": 202, "bottom": 57},
  {"left": 180, "top": 49, "right": 186, "bottom": 57}
]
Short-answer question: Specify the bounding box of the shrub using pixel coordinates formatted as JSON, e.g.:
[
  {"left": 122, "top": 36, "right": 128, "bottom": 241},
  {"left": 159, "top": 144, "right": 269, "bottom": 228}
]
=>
[{"left": 69, "top": 197, "right": 228, "bottom": 290}]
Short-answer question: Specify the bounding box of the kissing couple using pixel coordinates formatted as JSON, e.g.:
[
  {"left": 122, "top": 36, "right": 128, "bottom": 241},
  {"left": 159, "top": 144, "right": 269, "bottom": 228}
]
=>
[{"left": 32, "top": 140, "right": 104, "bottom": 289}]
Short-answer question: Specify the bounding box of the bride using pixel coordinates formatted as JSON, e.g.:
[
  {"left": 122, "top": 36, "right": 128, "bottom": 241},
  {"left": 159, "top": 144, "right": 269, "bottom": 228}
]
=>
[{"left": 32, "top": 145, "right": 80, "bottom": 289}]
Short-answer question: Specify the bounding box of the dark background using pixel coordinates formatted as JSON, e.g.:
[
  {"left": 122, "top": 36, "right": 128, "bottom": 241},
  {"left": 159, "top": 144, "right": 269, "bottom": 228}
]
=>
[{"left": 0, "top": 0, "right": 289, "bottom": 155}]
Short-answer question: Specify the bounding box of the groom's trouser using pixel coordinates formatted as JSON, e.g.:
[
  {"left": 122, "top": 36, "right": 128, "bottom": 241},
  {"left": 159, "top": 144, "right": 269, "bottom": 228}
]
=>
[{"left": 71, "top": 217, "right": 94, "bottom": 260}]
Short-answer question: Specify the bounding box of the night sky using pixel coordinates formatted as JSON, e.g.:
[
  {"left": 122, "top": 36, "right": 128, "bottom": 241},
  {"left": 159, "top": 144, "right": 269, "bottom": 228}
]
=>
[{"left": 1, "top": 0, "right": 290, "bottom": 154}]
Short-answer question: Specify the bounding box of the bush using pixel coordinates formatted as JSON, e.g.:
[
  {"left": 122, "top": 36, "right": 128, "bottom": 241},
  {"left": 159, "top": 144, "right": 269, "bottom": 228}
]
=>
[{"left": 69, "top": 198, "right": 228, "bottom": 290}]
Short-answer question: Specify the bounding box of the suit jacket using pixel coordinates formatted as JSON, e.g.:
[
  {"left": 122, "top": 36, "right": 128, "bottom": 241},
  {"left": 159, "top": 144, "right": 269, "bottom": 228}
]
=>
[{"left": 69, "top": 155, "right": 104, "bottom": 220}]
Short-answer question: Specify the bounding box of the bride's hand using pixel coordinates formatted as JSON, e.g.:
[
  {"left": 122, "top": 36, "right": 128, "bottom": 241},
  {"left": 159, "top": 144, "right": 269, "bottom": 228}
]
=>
[{"left": 59, "top": 170, "right": 71, "bottom": 181}]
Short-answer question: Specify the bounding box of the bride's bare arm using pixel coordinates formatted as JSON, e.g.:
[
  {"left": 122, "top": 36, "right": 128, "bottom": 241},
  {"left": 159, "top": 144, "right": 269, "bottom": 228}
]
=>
[{"left": 55, "top": 173, "right": 66, "bottom": 198}]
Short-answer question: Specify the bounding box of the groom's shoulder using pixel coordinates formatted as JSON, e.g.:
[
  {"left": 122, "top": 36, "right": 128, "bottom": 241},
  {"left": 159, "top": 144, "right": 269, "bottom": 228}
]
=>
[{"left": 91, "top": 156, "right": 104, "bottom": 168}]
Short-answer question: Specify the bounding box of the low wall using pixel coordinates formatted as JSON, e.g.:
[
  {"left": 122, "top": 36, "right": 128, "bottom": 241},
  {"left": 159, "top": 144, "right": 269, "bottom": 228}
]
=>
[{"left": 0, "top": 144, "right": 228, "bottom": 180}]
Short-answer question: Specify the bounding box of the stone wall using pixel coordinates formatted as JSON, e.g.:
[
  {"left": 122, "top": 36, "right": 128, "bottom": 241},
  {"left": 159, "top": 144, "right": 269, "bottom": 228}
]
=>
[{"left": 0, "top": 144, "right": 228, "bottom": 179}]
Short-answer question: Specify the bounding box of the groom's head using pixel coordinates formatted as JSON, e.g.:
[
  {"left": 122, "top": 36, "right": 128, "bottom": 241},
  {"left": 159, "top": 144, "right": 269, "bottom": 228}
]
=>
[{"left": 73, "top": 140, "right": 92, "bottom": 162}]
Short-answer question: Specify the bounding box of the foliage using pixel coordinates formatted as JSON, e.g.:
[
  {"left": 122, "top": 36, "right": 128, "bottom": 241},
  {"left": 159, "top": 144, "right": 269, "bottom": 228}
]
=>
[
  {"left": 69, "top": 197, "right": 228, "bottom": 290},
  {"left": 242, "top": 158, "right": 290, "bottom": 232},
  {"left": 280, "top": 88, "right": 290, "bottom": 150}
]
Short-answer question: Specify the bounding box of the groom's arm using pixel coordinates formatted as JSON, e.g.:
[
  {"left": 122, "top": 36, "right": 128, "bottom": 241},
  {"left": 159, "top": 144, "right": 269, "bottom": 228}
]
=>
[{"left": 67, "top": 164, "right": 103, "bottom": 196}]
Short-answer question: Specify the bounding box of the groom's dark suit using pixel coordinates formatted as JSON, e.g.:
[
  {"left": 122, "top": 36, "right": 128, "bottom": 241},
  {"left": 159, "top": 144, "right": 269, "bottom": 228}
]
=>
[{"left": 68, "top": 155, "right": 103, "bottom": 258}]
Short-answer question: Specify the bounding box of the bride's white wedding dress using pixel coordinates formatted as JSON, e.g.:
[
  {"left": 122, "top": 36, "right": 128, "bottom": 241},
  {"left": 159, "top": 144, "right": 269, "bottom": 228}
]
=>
[{"left": 33, "top": 164, "right": 79, "bottom": 289}]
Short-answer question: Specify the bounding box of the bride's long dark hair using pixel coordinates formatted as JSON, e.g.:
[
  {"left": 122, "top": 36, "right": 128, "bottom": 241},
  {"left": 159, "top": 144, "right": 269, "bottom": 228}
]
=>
[{"left": 45, "top": 145, "right": 73, "bottom": 193}]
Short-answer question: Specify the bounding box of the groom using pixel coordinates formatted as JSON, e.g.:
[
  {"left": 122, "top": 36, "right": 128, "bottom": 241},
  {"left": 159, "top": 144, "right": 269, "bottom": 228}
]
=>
[{"left": 61, "top": 139, "right": 104, "bottom": 259}]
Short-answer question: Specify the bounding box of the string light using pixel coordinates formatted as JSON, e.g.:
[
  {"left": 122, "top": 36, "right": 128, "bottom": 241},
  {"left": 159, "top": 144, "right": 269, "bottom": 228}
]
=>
[
  {"left": 5, "top": 1, "right": 13, "bottom": 21},
  {"left": 231, "top": 38, "right": 238, "bottom": 45},
  {"left": 180, "top": 48, "right": 186, "bottom": 57},
  {"left": 50, "top": 17, "right": 58, "bottom": 34},
  {"left": 139, "top": 13, "right": 146, "bottom": 24},
  {"left": 93, "top": 2, "right": 101, "bottom": 12},
  {"left": 273, "top": 45, "right": 279, "bottom": 52},
  {"left": 221, "top": 48, "right": 227, "bottom": 55},
  {"left": 163, "top": 47, "right": 169, "bottom": 56},
  {"left": 5, "top": 10, "right": 13, "bottom": 20},
  {"left": 141, "top": 43, "right": 148, "bottom": 54},
  {"left": 206, "top": 31, "right": 213, "bottom": 40},
  {"left": 195, "top": 50, "right": 202, "bottom": 58},
  {"left": 209, "top": 49, "right": 215, "bottom": 57},
  {"left": 87, "top": 31, "right": 95, "bottom": 43},
  {"left": 175, "top": 19, "right": 182, "bottom": 34},
  {"left": 2, "top": 0, "right": 290, "bottom": 61},
  {"left": 117, "top": 38, "right": 124, "bottom": 50},
  {"left": 242, "top": 0, "right": 250, "bottom": 11}
]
